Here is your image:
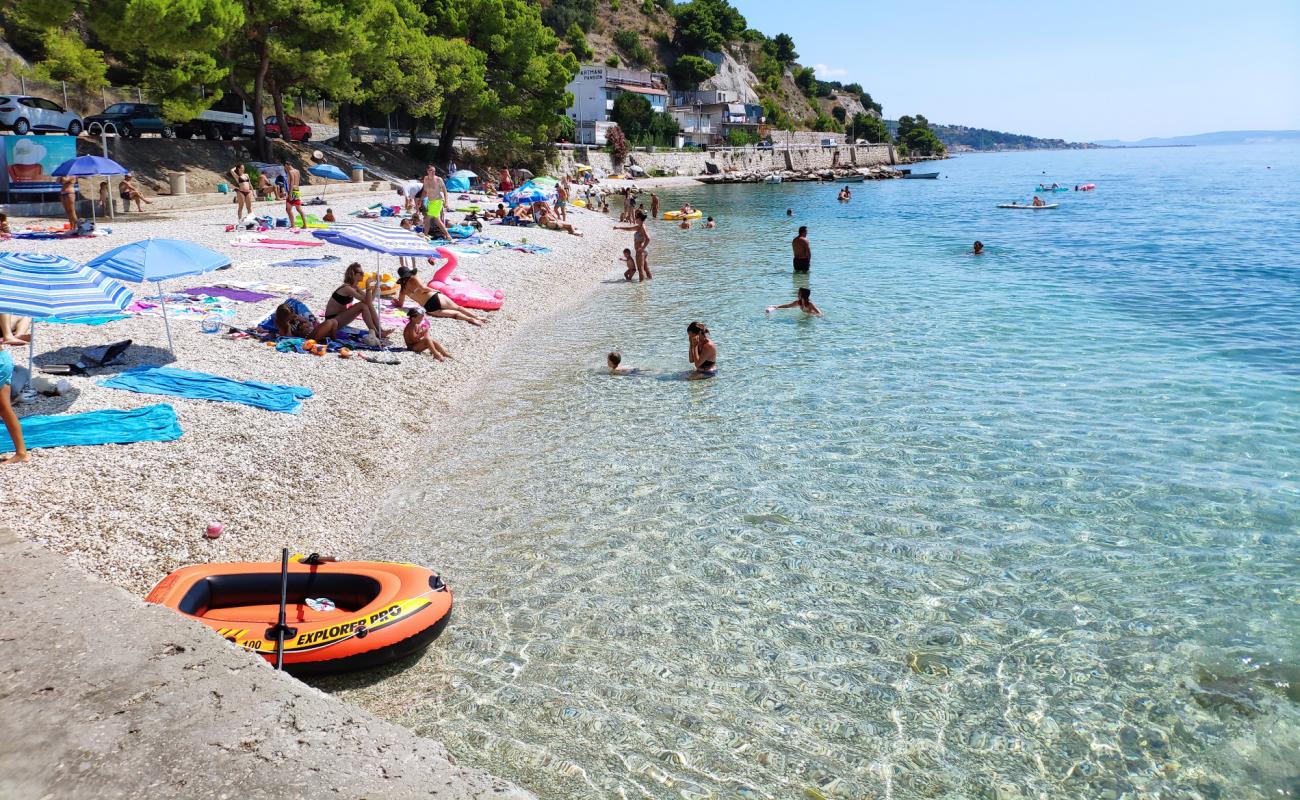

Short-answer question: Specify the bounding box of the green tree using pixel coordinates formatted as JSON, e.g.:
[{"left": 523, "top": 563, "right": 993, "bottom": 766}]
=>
[
  {"left": 542, "top": 0, "right": 596, "bottom": 35},
  {"left": 850, "top": 112, "right": 888, "bottom": 143},
  {"left": 566, "top": 22, "right": 593, "bottom": 61},
  {"left": 647, "top": 110, "right": 679, "bottom": 145},
  {"left": 613, "top": 29, "right": 639, "bottom": 51},
  {"left": 673, "top": 0, "right": 745, "bottom": 52},
  {"left": 830, "top": 105, "right": 845, "bottom": 124},
  {"left": 611, "top": 91, "right": 653, "bottom": 138},
  {"left": 30, "top": 30, "right": 109, "bottom": 92},
  {"left": 895, "top": 114, "right": 944, "bottom": 156},
  {"left": 426, "top": 0, "right": 579, "bottom": 170},
  {"left": 771, "top": 33, "right": 797, "bottom": 64},
  {"left": 811, "top": 112, "right": 841, "bottom": 133},
  {"left": 670, "top": 54, "right": 716, "bottom": 87},
  {"left": 726, "top": 127, "right": 758, "bottom": 146},
  {"left": 793, "top": 66, "right": 817, "bottom": 98}
]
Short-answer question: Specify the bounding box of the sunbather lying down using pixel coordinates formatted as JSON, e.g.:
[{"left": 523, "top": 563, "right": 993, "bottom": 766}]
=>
[
  {"left": 393, "top": 266, "right": 487, "bottom": 327},
  {"left": 530, "top": 201, "right": 582, "bottom": 236}
]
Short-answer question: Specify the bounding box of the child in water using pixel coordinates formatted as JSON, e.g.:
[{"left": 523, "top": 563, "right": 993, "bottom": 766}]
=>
[
  {"left": 705, "top": 216, "right": 715, "bottom": 228},
  {"left": 622, "top": 248, "right": 637, "bottom": 281},
  {"left": 679, "top": 219, "right": 691, "bottom": 230},
  {"left": 607, "top": 351, "right": 634, "bottom": 374},
  {"left": 403, "top": 308, "right": 453, "bottom": 361},
  {"left": 766, "top": 287, "right": 823, "bottom": 316}
]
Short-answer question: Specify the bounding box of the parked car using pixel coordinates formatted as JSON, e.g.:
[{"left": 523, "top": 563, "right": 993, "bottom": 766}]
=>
[
  {"left": 0, "top": 95, "right": 82, "bottom": 135},
  {"left": 175, "top": 94, "right": 254, "bottom": 140},
  {"left": 820, "top": 138, "right": 838, "bottom": 148},
  {"left": 84, "top": 103, "right": 174, "bottom": 138},
  {"left": 264, "top": 115, "right": 311, "bottom": 142}
]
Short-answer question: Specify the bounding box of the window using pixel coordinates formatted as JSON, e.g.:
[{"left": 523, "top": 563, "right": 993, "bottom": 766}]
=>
[{"left": 39, "top": 99, "right": 63, "bottom": 111}]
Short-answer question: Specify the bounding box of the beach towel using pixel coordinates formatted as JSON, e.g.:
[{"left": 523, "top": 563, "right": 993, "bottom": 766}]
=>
[
  {"left": 184, "top": 286, "right": 275, "bottom": 303},
  {"left": 44, "top": 314, "right": 130, "bottom": 325},
  {"left": 1, "top": 403, "right": 182, "bottom": 453},
  {"left": 100, "top": 366, "right": 313, "bottom": 414},
  {"left": 269, "top": 255, "right": 341, "bottom": 268}
]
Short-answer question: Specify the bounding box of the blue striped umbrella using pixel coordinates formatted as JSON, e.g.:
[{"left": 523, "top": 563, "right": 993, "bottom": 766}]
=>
[
  {"left": 312, "top": 222, "right": 439, "bottom": 343},
  {"left": 312, "top": 221, "right": 441, "bottom": 257},
  {"left": 0, "top": 251, "right": 134, "bottom": 367}
]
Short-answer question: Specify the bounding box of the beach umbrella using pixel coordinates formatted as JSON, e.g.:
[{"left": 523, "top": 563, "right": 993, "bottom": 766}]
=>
[
  {"left": 528, "top": 176, "right": 559, "bottom": 187},
  {"left": 0, "top": 252, "right": 134, "bottom": 367},
  {"left": 503, "top": 184, "right": 556, "bottom": 208},
  {"left": 52, "top": 155, "right": 129, "bottom": 224},
  {"left": 312, "top": 222, "right": 441, "bottom": 340},
  {"left": 84, "top": 239, "right": 231, "bottom": 353},
  {"left": 308, "top": 164, "right": 348, "bottom": 181}
]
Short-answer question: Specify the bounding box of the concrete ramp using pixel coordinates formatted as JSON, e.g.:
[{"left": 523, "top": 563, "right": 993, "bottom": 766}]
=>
[{"left": 0, "top": 529, "right": 532, "bottom": 800}]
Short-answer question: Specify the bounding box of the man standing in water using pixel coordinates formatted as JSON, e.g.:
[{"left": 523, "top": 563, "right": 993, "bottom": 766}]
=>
[{"left": 792, "top": 226, "right": 811, "bottom": 272}]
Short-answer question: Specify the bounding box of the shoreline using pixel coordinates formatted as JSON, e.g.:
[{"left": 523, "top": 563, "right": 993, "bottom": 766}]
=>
[
  {"left": 1, "top": 183, "right": 643, "bottom": 796},
  {"left": 3, "top": 190, "right": 631, "bottom": 594}
]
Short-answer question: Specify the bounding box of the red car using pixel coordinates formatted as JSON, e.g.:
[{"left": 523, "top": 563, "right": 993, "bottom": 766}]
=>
[{"left": 265, "top": 115, "right": 311, "bottom": 142}]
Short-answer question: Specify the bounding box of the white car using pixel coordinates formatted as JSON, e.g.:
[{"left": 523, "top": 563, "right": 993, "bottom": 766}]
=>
[{"left": 0, "top": 95, "right": 83, "bottom": 135}]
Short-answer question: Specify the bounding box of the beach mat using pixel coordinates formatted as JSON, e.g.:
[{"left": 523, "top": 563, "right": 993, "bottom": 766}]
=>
[
  {"left": 100, "top": 366, "right": 313, "bottom": 414},
  {"left": 1, "top": 403, "right": 182, "bottom": 453}
]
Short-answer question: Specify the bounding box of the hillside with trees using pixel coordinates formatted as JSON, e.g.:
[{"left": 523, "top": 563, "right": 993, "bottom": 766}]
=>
[{"left": 2, "top": 0, "right": 1077, "bottom": 164}]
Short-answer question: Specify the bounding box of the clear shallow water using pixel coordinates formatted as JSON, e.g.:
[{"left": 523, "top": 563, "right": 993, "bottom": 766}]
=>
[{"left": 326, "top": 146, "right": 1300, "bottom": 798}]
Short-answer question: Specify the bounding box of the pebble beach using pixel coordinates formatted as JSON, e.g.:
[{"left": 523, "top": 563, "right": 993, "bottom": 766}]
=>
[{"left": 2, "top": 187, "right": 633, "bottom": 595}]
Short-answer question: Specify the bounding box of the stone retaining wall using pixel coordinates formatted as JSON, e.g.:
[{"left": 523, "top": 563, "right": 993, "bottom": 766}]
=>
[{"left": 559, "top": 144, "right": 894, "bottom": 177}]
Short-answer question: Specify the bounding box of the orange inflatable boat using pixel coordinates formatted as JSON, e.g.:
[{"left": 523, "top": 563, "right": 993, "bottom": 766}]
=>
[{"left": 146, "top": 554, "right": 452, "bottom": 675}]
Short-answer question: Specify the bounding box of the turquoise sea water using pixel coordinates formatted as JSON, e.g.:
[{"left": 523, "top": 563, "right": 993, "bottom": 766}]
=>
[{"left": 330, "top": 145, "right": 1300, "bottom": 798}]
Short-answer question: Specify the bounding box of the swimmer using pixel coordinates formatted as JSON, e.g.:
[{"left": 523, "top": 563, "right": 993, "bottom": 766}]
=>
[
  {"left": 1031, "top": 195, "right": 1046, "bottom": 207},
  {"left": 786, "top": 208, "right": 793, "bottom": 217},
  {"left": 705, "top": 216, "right": 715, "bottom": 229},
  {"left": 838, "top": 186, "right": 851, "bottom": 201},
  {"left": 972, "top": 240, "right": 984, "bottom": 255},
  {"left": 766, "top": 286, "right": 823, "bottom": 316},
  {"left": 607, "top": 351, "right": 634, "bottom": 375},
  {"left": 687, "top": 321, "right": 717, "bottom": 376},
  {"left": 403, "top": 308, "right": 453, "bottom": 361},
  {"left": 679, "top": 219, "right": 691, "bottom": 230}
]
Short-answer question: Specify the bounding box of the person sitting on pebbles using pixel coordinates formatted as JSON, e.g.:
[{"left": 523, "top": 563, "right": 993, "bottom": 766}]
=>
[
  {"left": 273, "top": 301, "right": 339, "bottom": 340},
  {"left": 403, "top": 308, "right": 453, "bottom": 361},
  {"left": 324, "top": 262, "right": 393, "bottom": 339},
  {"left": 393, "top": 265, "right": 488, "bottom": 327}
]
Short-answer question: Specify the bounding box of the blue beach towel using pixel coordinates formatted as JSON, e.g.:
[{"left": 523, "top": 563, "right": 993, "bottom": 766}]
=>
[
  {"left": 1, "top": 403, "right": 182, "bottom": 453},
  {"left": 269, "top": 255, "right": 341, "bottom": 268},
  {"left": 100, "top": 366, "right": 313, "bottom": 414}
]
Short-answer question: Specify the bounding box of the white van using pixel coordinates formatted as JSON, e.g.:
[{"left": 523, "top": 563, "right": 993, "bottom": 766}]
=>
[
  {"left": 820, "top": 137, "right": 838, "bottom": 148},
  {"left": 175, "top": 94, "right": 255, "bottom": 140}
]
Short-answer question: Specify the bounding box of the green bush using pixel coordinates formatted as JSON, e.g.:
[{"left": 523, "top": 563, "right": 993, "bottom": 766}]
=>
[
  {"left": 606, "top": 54, "right": 621, "bottom": 67},
  {"left": 726, "top": 128, "right": 759, "bottom": 146},
  {"left": 567, "top": 23, "right": 594, "bottom": 61},
  {"left": 610, "top": 0, "right": 620, "bottom": 9},
  {"left": 613, "top": 29, "right": 639, "bottom": 50}
]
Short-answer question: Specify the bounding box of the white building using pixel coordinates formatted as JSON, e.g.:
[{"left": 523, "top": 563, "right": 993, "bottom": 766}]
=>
[
  {"left": 565, "top": 64, "right": 669, "bottom": 145},
  {"left": 669, "top": 90, "right": 763, "bottom": 146}
]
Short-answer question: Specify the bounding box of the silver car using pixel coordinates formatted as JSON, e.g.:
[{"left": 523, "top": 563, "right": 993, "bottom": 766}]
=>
[{"left": 0, "top": 95, "right": 83, "bottom": 136}]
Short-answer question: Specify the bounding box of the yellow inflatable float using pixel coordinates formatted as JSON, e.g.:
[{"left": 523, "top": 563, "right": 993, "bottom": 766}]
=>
[{"left": 663, "top": 210, "right": 702, "bottom": 220}]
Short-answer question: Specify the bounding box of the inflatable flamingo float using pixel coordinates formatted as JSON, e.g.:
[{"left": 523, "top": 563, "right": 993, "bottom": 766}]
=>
[{"left": 430, "top": 247, "right": 504, "bottom": 311}]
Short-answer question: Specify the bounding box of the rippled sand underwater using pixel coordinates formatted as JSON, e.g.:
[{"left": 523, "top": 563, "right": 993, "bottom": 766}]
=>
[{"left": 320, "top": 145, "right": 1300, "bottom": 798}]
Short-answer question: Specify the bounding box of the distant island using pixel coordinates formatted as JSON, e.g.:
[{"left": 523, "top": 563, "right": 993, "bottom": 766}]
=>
[{"left": 1093, "top": 130, "right": 1300, "bottom": 147}]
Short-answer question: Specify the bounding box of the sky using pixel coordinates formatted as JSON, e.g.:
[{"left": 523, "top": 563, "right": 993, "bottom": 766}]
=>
[{"left": 733, "top": 0, "right": 1300, "bottom": 142}]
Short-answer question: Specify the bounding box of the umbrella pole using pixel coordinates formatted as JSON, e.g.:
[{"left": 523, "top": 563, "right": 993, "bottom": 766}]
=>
[
  {"left": 157, "top": 280, "right": 175, "bottom": 354},
  {"left": 27, "top": 322, "right": 35, "bottom": 371}
]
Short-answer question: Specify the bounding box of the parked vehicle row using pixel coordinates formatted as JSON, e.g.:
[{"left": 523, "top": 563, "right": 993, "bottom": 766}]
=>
[{"left": 0, "top": 93, "right": 309, "bottom": 141}]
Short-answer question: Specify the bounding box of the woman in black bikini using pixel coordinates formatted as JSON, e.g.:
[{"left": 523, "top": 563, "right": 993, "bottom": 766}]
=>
[
  {"left": 323, "top": 262, "right": 392, "bottom": 339},
  {"left": 392, "top": 266, "right": 487, "bottom": 327},
  {"left": 687, "top": 321, "right": 717, "bottom": 377},
  {"left": 229, "top": 164, "right": 254, "bottom": 222},
  {"left": 59, "top": 176, "right": 78, "bottom": 227}
]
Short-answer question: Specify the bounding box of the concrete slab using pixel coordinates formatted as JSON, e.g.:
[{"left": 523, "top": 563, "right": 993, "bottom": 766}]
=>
[{"left": 0, "top": 529, "right": 533, "bottom": 800}]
